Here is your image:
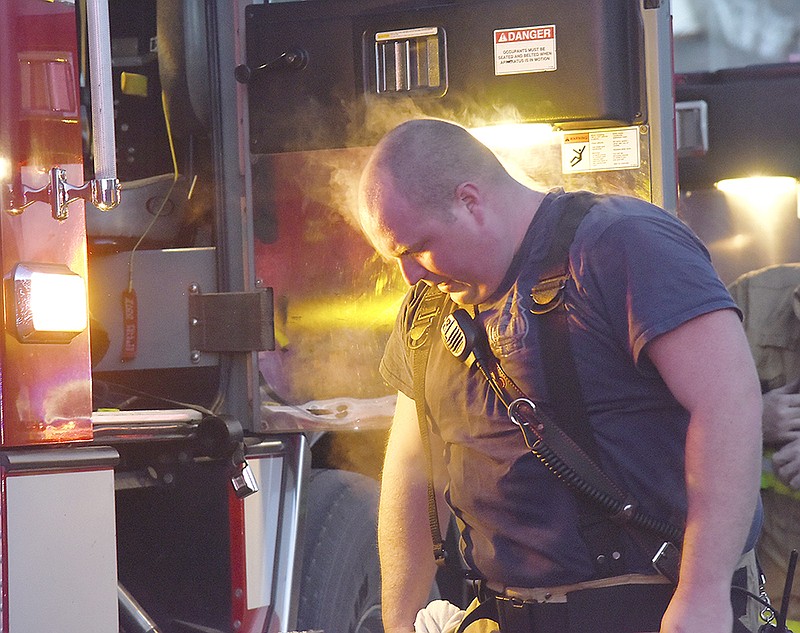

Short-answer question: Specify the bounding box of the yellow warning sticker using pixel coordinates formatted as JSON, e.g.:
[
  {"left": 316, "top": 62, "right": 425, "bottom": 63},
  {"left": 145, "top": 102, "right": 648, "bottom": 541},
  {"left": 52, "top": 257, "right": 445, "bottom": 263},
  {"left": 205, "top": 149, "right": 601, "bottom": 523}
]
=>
[{"left": 561, "top": 127, "right": 641, "bottom": 174}]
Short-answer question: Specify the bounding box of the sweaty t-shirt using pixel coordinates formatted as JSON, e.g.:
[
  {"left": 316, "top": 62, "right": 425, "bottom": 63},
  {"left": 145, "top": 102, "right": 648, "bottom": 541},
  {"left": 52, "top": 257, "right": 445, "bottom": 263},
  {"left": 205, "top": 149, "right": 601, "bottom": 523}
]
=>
[{"left": 380, "top": 189, "right": 760, "bottom": 588}]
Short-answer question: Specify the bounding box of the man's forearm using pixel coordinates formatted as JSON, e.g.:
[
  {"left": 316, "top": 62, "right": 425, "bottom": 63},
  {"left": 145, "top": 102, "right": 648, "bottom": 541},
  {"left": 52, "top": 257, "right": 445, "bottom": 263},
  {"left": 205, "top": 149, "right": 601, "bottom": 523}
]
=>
[
  {"left": 645, "top": 310, "right": 764, "bottom": 632},
  {"left": 378, "top": 462, "right": 438, "bottom": 633},
  {"left": 663, "top": 403, "right": 762, "bottom": 633},
  {"left": 378, "top": 391, "right": 444, "bottom": 633},
  {"left": 679, "top": 405, "right": 762, "bottom": 590}
]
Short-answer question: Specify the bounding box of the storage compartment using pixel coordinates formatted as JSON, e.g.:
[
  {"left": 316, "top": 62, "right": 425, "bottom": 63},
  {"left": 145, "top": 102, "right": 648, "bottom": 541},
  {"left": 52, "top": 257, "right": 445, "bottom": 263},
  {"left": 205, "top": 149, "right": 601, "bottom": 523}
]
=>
[
  {"left": 676, "top": 64, "right": 800, "bottom": 191},
  {"left": 115, "top": 453, "right": 232, "bottom": 633},
  {"left": 244, "top": 0, "right": 644, "bottom": 153}
]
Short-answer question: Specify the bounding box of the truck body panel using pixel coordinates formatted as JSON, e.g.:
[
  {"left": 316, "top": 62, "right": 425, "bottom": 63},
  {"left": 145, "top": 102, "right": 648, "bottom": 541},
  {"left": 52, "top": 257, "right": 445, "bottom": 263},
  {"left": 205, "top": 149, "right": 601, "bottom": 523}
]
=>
[{"left": 0, "top": 0, "right": 690, "bottom": 631}]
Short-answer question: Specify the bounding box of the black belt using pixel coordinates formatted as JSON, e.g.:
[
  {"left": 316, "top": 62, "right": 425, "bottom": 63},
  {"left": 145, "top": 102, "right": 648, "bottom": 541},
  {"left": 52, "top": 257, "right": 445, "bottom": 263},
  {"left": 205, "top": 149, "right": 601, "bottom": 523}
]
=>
[
  {"left": 464, "top": 565, "right": 755, "bottom": 633},
  {"left": 462, "top": 582, "right": 674, "bottom": 633}
]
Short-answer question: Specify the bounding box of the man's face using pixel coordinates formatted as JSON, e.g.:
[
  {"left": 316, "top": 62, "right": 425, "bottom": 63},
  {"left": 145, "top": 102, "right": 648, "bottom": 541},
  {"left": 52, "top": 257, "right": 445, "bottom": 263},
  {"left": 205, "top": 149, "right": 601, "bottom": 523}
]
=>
[{"left": 362, "top": 180, "right": 497, "bottom": 305}]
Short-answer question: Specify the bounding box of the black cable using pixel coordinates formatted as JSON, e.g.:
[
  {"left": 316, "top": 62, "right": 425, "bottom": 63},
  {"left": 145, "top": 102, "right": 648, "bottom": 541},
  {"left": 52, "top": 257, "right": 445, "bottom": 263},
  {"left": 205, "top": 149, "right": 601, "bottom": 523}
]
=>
[
  {"left": 730, "top": 585, "right": 773, "bottom": 611},
  {"left": 443, "top": 308, "right": 684, "bottom": 544},
  {"left": 526, "top": 431, "right": 683, "bottom": 542}
]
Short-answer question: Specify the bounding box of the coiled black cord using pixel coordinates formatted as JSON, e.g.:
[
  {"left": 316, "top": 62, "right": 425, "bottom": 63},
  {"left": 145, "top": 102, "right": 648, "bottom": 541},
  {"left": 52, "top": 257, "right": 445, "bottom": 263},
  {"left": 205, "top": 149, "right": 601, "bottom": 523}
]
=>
[
  {"left": 442, "top": 307, "right": 684, "bottom": 544},
  {"left": 529, "top": 436, "right": 683, "bottom": 542}
]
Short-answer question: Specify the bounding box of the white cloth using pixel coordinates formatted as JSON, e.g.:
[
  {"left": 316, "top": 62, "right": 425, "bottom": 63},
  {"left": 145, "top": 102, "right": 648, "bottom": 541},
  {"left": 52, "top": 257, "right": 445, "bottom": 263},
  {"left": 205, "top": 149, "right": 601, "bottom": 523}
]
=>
[{"left": 414, "top": 600, "right": 466, "bottom": 633}]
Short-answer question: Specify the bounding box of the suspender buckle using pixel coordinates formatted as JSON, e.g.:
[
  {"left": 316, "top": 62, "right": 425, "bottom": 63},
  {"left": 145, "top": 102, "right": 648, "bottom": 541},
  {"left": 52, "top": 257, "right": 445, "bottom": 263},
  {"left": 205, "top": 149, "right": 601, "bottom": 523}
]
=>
[
  {"left": 530, "top": 274, "right": 570, "bottom": 315},
  {"left": 433, "top": 544, "right": 448, "bottom": 566}
]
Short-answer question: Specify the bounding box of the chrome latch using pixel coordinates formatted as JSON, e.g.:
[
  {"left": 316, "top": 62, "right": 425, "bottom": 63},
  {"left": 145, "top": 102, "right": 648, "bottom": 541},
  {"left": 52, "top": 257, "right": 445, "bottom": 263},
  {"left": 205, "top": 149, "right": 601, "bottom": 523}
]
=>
[{"left": 5, "top": 167, "right": 120, "bottom": 220}]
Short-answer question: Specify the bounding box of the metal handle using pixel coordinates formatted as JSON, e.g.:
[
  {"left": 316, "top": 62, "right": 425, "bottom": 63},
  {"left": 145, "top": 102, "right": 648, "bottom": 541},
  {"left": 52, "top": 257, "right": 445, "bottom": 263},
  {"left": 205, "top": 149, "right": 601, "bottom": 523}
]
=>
[{"left": 86, "top": 0, "right": 117, "bottom": 184}]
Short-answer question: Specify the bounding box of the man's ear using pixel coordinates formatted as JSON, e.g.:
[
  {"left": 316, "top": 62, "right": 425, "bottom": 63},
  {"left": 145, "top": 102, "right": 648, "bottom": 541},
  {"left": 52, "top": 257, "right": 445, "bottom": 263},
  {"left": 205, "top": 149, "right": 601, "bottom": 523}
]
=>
[{"left": 455, "top": 182, "right": 483, "bottom": 220}]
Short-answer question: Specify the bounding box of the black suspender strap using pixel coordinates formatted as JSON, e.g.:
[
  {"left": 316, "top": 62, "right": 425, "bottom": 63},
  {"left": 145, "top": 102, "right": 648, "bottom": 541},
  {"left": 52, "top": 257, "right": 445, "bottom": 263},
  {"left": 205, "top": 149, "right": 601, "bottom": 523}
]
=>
[
  {"left": 531, "top": 192, "right": 632, "bottom": 577},
  {"left": 409, "top": 284, "right": 452, "bottom": 565},
  {"left": 531, "top": 191, "right": 603, "bottom": 455},
  {"left": 407, "top": 192, "right": 682, "bottom": 579},
  {"left": 530, "top": 192, "right": 686, "bottom": 576}
]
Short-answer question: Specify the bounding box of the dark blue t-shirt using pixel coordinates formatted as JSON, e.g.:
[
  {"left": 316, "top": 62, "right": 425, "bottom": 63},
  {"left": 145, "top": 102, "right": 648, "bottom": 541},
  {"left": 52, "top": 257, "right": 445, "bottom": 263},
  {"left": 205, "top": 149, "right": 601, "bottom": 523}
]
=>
[{"left": 380, "top": 190, "right": 760, "bottom": 588}]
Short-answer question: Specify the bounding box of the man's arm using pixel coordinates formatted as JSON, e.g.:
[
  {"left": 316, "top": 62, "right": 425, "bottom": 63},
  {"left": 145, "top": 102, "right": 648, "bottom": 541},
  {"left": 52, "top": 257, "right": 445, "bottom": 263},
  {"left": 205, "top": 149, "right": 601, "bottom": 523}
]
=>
[
  {"left": 645, "top": 309, "right": 763, "bottom": 633},
  {"left": 379, "top": 391, "right": 449, "bottom": 633}
]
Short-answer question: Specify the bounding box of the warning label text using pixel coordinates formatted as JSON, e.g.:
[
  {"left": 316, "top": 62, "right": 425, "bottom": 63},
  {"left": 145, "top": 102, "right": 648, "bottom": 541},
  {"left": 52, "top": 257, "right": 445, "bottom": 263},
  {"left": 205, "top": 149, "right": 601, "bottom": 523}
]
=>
[
  {"left": 495, "top": 26, "right": 554, "bottom": 43},
  {"left": 561, "top": 127, "right": 641, "bottom": 174},
  {"left": 494, "top": 25, "right": 557, "bottom": 76}
]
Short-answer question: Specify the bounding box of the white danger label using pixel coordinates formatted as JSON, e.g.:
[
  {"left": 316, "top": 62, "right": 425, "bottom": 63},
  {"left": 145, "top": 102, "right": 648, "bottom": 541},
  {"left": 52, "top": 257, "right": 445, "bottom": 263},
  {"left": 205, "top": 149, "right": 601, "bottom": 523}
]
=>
[
  {"left": 561, "top": 127, "right": 641, "bottom": 174},
  {"left": 494, "top": 25, "right": 556, "bottom": 76}
]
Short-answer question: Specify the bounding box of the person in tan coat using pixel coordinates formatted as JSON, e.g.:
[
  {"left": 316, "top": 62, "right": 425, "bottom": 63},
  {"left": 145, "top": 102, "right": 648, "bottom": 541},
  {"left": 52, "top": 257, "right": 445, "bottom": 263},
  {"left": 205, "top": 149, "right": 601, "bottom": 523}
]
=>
[{"left": 729, "top": 263, "right": 800, "bottom": 624}]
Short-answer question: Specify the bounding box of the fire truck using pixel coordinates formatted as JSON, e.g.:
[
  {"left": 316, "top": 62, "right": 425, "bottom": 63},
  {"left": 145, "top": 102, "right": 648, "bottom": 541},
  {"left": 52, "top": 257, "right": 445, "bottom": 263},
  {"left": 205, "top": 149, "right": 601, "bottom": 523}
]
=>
[{"left": 0, "top": 0, "right": 742, "bottom": 631}]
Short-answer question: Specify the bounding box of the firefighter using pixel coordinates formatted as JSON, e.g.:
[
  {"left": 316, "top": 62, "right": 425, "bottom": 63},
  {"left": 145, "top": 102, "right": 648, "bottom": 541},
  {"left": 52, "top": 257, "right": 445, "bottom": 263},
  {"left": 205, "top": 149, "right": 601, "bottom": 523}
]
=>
[
  {"left": 729, "top": 263, "right": 800, "bottom": 628},
  {"left": 358, "top": 119, "right": 763, "bottom": 633}
]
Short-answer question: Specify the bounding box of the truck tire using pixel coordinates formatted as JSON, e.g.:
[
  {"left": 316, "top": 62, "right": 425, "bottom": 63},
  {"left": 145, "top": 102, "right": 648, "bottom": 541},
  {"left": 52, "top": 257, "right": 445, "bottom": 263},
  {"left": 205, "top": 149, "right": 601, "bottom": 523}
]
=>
[{"left": 297, "top": 468, "right": 383, "bottom": 633}]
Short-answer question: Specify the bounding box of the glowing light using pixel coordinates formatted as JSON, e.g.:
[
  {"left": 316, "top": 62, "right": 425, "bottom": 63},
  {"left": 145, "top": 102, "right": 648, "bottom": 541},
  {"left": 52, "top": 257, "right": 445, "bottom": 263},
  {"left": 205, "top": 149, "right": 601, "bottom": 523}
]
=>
[
  {"left": 715, "top": 176, "right": 799, "bottom": 223},
  {"left": 286, "top": 294, "right": 405, "bottom": 332},
  {"left": 6, "top": 263, "right": 88, "bottom": 343},
  {"left": 710, "top": 233, "right": 754, "bottom": 253},
  {"left": 0, "top": 156, "right": 11, "bottom": 183},
  {"left": 469, "top": 123, "right": 556, "bottom": 150},
  {"left": 30, "top": 271, "right": 87, "bottom": 332},
  {"left": 715, "top": 176, "right": 797, "bottom": 198}
]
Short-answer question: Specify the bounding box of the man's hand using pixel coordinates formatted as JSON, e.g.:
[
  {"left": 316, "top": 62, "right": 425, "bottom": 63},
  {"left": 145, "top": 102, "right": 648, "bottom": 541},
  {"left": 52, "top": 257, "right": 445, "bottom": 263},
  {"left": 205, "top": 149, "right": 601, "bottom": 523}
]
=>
[
  {"left": 763, "top": 378, "right": 800, "bottom": 445},
  {"left": 772, "top": 436, "right": 800, "bottom": 489},
  {"left": 660, "top": 583, "right": 733, "bottom": 633}
]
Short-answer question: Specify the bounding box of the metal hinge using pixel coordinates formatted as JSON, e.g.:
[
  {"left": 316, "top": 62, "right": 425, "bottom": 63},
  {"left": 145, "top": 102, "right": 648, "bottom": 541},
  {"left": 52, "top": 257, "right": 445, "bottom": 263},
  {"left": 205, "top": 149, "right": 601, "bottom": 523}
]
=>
[{"left": 188, "top": 287, "right": 274, "bottom": 354}]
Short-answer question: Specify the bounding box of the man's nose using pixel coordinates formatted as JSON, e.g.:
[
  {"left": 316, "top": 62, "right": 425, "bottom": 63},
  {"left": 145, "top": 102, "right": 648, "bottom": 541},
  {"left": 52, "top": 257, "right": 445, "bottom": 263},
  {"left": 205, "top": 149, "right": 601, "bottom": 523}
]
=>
[{"left": 398, "top": 256, "right": 428, "bottom": 286}]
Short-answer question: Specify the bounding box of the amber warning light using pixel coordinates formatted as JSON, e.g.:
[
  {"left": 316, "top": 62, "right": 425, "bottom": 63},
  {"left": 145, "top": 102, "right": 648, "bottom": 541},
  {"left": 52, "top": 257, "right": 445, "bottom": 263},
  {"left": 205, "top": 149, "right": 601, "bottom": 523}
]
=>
[{"left": 4, "top": 263, "right": 88, "bottom": 343}]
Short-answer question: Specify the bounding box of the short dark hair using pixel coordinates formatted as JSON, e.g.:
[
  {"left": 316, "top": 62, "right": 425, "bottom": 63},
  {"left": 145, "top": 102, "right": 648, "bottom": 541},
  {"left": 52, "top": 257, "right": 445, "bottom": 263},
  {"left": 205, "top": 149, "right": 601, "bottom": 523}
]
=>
[{"left": 363, "top": 119, "right": 509, "bottom": 216}]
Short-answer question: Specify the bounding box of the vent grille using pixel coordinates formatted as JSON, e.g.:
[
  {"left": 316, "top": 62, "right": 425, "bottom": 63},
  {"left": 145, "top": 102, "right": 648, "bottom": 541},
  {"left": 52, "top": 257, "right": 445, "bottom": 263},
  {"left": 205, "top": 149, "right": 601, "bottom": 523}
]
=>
[{"left": 373, "top": 27, "right": 447, "bottom": 96}]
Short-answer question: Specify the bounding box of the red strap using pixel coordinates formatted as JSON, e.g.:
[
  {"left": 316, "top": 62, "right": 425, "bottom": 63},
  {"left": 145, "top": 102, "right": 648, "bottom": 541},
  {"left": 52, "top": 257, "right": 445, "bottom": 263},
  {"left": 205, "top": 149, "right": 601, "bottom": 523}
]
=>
[{"left": 121, "top": 288, "right": 138, "bottom": 361}]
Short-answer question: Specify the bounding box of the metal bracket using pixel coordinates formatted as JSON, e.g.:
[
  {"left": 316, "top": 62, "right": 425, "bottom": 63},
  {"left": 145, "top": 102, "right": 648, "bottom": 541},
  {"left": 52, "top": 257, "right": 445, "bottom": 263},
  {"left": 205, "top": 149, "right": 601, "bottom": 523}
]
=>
[
  {"left": 188, "top": 286, "right": 275, "bottom": 354},
  {"left": 5, "top": 167, "right": 120, "bottom": 220},
  {"left": 675, "top": 100, "right": 709, "bottom": 157}
]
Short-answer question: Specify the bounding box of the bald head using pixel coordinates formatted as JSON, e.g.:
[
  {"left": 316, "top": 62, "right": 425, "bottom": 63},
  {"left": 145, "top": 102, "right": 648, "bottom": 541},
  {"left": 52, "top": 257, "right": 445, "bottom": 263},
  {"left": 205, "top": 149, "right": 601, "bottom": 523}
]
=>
[
  {"left": 359, "top": 119, "right": 512, "bottom": 228},
  {"left": 357, "top": 119, "right": 545, "bottom": 304}
]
